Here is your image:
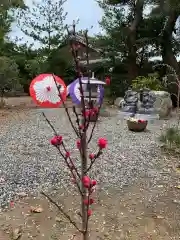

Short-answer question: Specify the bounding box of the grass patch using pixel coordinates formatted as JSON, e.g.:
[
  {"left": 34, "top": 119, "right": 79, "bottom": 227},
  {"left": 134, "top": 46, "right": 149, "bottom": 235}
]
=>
[{"left": 159, "top": 127, "right": 180, "bottom": 153}]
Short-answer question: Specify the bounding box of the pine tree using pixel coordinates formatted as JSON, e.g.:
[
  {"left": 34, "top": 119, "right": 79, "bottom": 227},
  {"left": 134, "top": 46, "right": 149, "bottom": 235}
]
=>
[{"left": 18, "top": 0, "right": 67, "bottom": 55}]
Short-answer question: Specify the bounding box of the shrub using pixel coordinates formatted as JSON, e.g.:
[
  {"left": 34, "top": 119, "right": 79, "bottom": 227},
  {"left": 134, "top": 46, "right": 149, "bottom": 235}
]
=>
[
  {"left": 159, "top": 127, "right": 180, "bottom": 150},
  {"left": 0, "top": 56, "right": 19, "bottom": 106},
  {"left": 132, "top": 74, "right": 163, "bottom": 91}
]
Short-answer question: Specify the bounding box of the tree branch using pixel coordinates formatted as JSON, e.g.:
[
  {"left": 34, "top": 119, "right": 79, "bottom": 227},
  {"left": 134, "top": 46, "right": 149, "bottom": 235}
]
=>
[
  {"left": 56, "top": 146, "right": 83, "bottom": 196},
  {"left": 42, "top": 112, "right": 58, "bottom": 135},
  {"left": 85, "top": 150, "right": 102, "bottom": 174},
  {"left": 51, "top": 74, "right": 80, "bottom": 137},
  {"left": 88, "top": 101, "right": 103, "bottom": 144},
  {"left": 41, "top": 191, "right": 82, "bottom": 233},
  {"left": 61, "top": 142, "right": 81, "bottom": 180}
]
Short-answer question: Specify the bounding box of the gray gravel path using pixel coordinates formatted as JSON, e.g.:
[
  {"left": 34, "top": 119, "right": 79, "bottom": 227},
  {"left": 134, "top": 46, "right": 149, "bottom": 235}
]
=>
[{"left": 0, "top": 108, "right": 176, "bottom": 208}]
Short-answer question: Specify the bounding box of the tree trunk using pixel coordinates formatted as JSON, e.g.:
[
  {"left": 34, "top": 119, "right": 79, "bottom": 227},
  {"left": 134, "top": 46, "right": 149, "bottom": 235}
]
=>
[
  {"left": 81, "top": 127, "right": 88, "bottom": 239},
  {"left": 127, "top": 31, "right": 138, "bottom": 83},
  {"left": 0, "top": 90, "right": 5, "bottom": 108},
  {"left": 161, "top": 10, "right": 180, "bottom": 106},
  {"left": 161, "top": 11, "right": 179, "bottom": 75},
  {"left": 126, "top": 0, "right": 144, "bottom": 84}
]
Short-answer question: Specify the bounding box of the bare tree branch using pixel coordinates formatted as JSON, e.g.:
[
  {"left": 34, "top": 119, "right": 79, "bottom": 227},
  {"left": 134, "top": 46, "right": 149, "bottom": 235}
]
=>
[{"left": 41, "top": 191, "right": 82, "bottom": 233}]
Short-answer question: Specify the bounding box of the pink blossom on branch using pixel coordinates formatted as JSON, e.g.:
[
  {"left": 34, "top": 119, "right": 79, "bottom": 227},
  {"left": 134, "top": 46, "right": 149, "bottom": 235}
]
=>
[
  {"left": 79, "top": 124, "right": 84, "bottom": 130},
  {"left": 91, "top": 180, "right": 97, "bottom": 186},
  {"left": 82, "top": 176, "right": 91, "bottom": 188},
  {"left": 84, "top": 198, "right": 94, "bottom": 205},
  {"left": 89, "top": 153, "right": 95, "bottom": 160},
  {"left": 89, "top": 198, "right": 94, "bottom": 205},
  {"left": 50, "top": 136, "right": 63, "bottom": 146},
  {"left": 98, "top": 138, "right": 107, "bottom": 149},
  {"left": 87, "top": 209, "right": 92, "bottom": 216},
  {"left": 66, "top": 151, "right": 70, "bottom": 158},
  {"left": 76, "top": 140, "right": 81, "bottom": 149}
]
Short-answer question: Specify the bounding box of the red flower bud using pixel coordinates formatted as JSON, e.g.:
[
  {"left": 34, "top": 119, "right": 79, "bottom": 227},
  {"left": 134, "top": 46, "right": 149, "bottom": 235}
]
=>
[
  {"left": 66, "top": 152, "right": 70, "bottom": 157},
  {"left": 79, "top": 124, "right": 84, "bottom": 129},
  {"left": 89, "top": 198, "right": 94, "bottom": 205},
  {"left": 105, "top": 77, "right": 110, "bottom": 85},
  {"left": 91, "top": 180, "right": 97, "bottom": 186},
  {"left": 89, "top": 153, "right": 95, "bottom": 160},
  {"left": 82, "top": 176, "right": 91, "bottom": 188},
  {"left": 83, "top": 199, "right": 89, "bottom": 205},
  {"left": 50, "top": 136, "right": 63, "bottom": 146},
  {"left": 88, "top": 209, "right": 92, "bottom": 216},
  {"left": 76, "top": 140, "right": 81, "bottom": 149},
  {"left": 83, "top": 176, "right": 90, "bottom": 183},
  {"left": 84, "top": 110, "right": 90, "bottom": 117},
  {"left": 10, "top": 201, "right": 14, "bottom": 208},
  {"left": 98, "top": 138, "right": 107, "bottom": 149},
  {"left": 93, "top": 107, "right": 99, "bottom": 113},
  {"left": 83, "top": 198, "right": 94, "bottom": 205}
]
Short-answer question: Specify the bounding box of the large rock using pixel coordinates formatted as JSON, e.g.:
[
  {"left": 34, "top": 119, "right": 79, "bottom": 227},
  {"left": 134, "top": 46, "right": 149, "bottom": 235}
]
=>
[
  {"left": 152, "top": 91, "right": 172, "bottom": 118},
  {"left": 114, "top": 97, "right": 124, "bottom": 108}
]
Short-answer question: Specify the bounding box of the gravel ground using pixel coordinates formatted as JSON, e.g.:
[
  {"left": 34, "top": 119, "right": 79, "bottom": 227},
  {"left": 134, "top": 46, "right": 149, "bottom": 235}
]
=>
[{"left": 0, "top": 108, "right": 177, "bottom": 208}]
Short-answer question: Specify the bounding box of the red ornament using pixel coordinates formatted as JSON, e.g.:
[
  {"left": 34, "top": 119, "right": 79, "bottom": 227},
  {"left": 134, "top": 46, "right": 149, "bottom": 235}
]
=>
[
  {"left": 98, "top": 138, "right": 107, "bottom": 149},
  {"left": 89, "top": 153, "right": 95, "bottom": 160},
  {"left": 105, "top": 77, "right": 111, "bottom": 85},
  {"left": 50, "top": 136, "right": 63, "bottom": 146}
]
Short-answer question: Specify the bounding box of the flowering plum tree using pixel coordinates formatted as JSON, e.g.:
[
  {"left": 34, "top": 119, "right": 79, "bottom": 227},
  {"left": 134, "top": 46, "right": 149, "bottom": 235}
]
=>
[{"left": 41, "top": 25, "right": 109, "bottom": 240}]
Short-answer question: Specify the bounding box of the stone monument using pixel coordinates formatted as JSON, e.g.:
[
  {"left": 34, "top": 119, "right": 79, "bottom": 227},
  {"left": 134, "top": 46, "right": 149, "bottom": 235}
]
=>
[
  {"left": 138, "top": 88, "right": 156, "bottom": 114},
  {"left": 118, "top": 87, "right": 172, "bottom": 119},
  {"left": 121, "top": 88, "right": 138, "bottom": 115}
]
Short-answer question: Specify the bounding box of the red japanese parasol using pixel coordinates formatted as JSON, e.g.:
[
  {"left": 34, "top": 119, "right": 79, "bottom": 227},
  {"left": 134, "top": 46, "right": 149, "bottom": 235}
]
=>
[{"left": 29, "top": 74, "right": 67, "bottom": 108}]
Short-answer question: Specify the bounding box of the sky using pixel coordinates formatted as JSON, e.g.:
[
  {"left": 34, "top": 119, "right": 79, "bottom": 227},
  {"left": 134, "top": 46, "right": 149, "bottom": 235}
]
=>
[
  {"left": 10, "top": 0, "right": 103, "bottom": 45},
  {"left": 63, "top": 0, "right": 103, "bottom": 34}
]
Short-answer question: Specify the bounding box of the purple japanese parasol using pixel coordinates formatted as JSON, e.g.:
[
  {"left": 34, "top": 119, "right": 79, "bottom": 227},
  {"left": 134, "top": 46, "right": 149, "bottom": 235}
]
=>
[{"left": 69, "top": 77, "right": 105, "bottom": 105}]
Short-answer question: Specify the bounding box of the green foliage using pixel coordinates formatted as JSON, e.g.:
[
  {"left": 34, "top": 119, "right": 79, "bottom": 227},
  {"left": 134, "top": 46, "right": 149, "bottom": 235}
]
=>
[
  {"left": 25, "top": 57, "right": 47, "bottom": 78},
  {"left": 0, "top": 56, "right": 19, "bottom": 96},
  {"left": 159, "top": 127, "right": 180, "bottom": 150},
  {"left": 1, "top": 0, "right": 25, "bottom": 8},
  {"left": 132, "top": 74, "right": 163, "bottom": 90}
]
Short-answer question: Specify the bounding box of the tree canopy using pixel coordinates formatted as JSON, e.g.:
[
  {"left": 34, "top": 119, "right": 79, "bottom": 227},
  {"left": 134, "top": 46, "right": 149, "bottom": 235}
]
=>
[{"left": 0, "top": 0, "right": 180, "bottom": 100}]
